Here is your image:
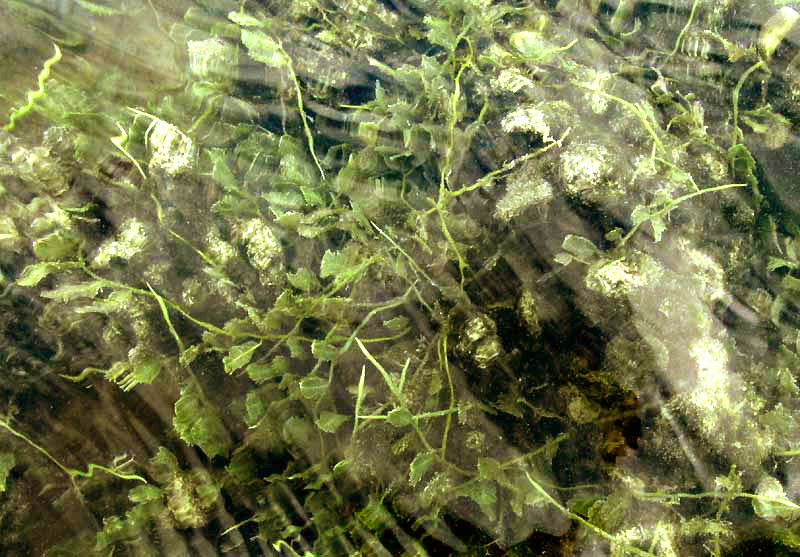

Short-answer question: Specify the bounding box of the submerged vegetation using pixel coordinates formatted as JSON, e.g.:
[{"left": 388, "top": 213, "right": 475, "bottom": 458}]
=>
[{"left": 2, "top": 0, "right": 800, "bottom": 554}]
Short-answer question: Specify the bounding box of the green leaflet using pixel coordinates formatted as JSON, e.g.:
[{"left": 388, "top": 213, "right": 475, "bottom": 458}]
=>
[
  {"left": 728, "top": 143, "right": 758, "bottom": 190},
  {"left": 319, "top": 245, "right": 372, "bottom": 288},
  {"left": 32, "top": 230, "right": 80, "bottom": 261},
  {"left": 16, "top": 261, "right": 77, "bottom": 287},
  {"left": 281, "top": 416, "right": 314, "bottom": 447},
  {"left": 73, "top": 289, "right": 134, "bottom": 315},
  {"left": 408, "top": 450, "right": 435, "bottom": 487},
  {"left": 241, "top": 29, "right": 289, "bottom": 68},
  {"left": 300, "top": 185, "right": 324, "bottom": 207},
  {"left": 555, "top": 234, "right": 600, "bottom": 265},
  {"left": 246, "top": 355, "right": 290, "bottom": 383},
  {"left": 73, "top": 0, "right": 127, "bottom": 16},
  {"left": 387, "top": 407, "right": 414, "bottom": 427},
  {"left": 768, "top": 256, "right": 798, "bottom": 272},
  {"left": 223, "top": 340, "right": 261, "bottom": 374},
  {"left": 41, "top": 279, "right": 110, "bottom": 303},
  {"left": 0, "top": 453, "right": 15, "bottom": 493},
  {"left": 206, "top": 148, "right": 240, "bottom": 192},
  {"left": 383, "top": 315, "right": 410, "bottom": 330},
  {"left": 753, "top": 476, "right": 800, "bottom": 520},
  {"left": 128, "top": 484, "right": 162, "bottom": 503},
  {"left": 148, "top": 447, "right": 220, "bottom": 529},
  {"left": 298, "top": 375, "right": 328, "bottom": 401},
  {"left": 174, "top": 382, "right": 232, "bottom": 459},
  {"left": 264, "top": 190, "right": 305, "bottom": 209},
  {"left": 278, "top": 136, "right": 318, "bottom": 186},
  {"left": 356, "top": 498, "right": 393, "bottom": 535},
  {"left": 630, "top": 204, "right": 667, "bottom": 243},
  {"left": 478, "top": 457, "right": 505, "bottom": 483},
  {"left": 510, "top": 31, "right": 560, "bottom": 61},
  {"left": 315, "top": 411, "right": 349, "bottom": 434},
  {"left": 286, "top": 336, "right": 307, "bottom": 359},
  {"left": 425, "top": 16, "right": 460, "bottom": 52},
  {"left": 78, "top": 358, "right": 163, "bottom": 392},
  {"left": 228, "top": 10, "right": 265, "bottom": 28},
  {"left": 319, "top": 249, "right": 350, "bottom": 279},
  {"left": 287, "top": 268, "right": 319, "bottom": 292},
  {"left": 456, "top": 480, "right": 497, "bottom": 522},
  {"left": 588, "top": 492, "right": 630, "bottom": 532},
  {"left": 273, "top": 290, "right": 312, "bottom": 317},
  {"left": 310, "top": 339, "right": 338, "bottom": 361},
  {"left": 244, "top": 390, "right": 268, "bottom": 427}
]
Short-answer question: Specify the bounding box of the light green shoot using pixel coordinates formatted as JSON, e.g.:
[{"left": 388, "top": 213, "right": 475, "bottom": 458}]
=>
[
  {"left": 619, "top": 183, "right": 746, "bottom": 246},
  {"left": 398, "top": 357, "right": 410, "bottom": 394},
  {"left": 524, "top": 470, "right": 657, "bottom": 557},
  {"left": 271, "top": 540, "right": 314, "bottom": 557},
  {"left": 355, "top": 337, "right": 403, "bottom": 402},
  {"left": 351, "top": 346, "right": 458, "bottom": 440},
  {"left": 4, "top": 43, "right": 62, "bottom": 131},
  {"left": 352, "top": 365, "right": 366, "bottom": 441},
  {"left": 276, "top": 42, "right": 325, "bottom": 181},
  {"left": 664, "top": 0, "right": 701, "bottom": 61},
  {"left": 73, "top": 0, "right": 128, "bottom": 16},
  {"left": 150, "top": 193, "right": 219, "bottom": 268},
  {"left": 110, "top": 122, "right": 147, "bottom": 180},
  {"left": 80, "top": 264, "right": 231, "bottom": 337},
  {"left": 338, "top": 286, "right": 413, "bottom": 354},
  {"left": 370, "top": 221, "right": 436, "bottom": 288},
  {"left": 127, "top": 106, "right": 167, "bottom": 150},
  {"left": 732, "top": 61, "right": 767, "bottom": 144},
  {"left": 146, "top": 281, "right": 186, "bottom": 353},
  {"left": 0, "top": 417, "right": 147, "bottom": 488}
]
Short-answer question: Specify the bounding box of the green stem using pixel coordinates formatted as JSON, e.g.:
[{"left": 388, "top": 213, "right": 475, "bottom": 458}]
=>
[{"left": 4, "top": 43, "right": 62, "bottom": 131}]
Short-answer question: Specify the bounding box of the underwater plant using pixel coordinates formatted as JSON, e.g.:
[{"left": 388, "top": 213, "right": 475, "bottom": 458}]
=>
[{"left": 1, "top": 0, "right": 800, "bottom": 555}]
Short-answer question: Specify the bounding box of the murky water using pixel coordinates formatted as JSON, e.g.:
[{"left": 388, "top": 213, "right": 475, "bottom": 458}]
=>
[{"left": 1, "top": 1, "right": 800, "bottom": 555}]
